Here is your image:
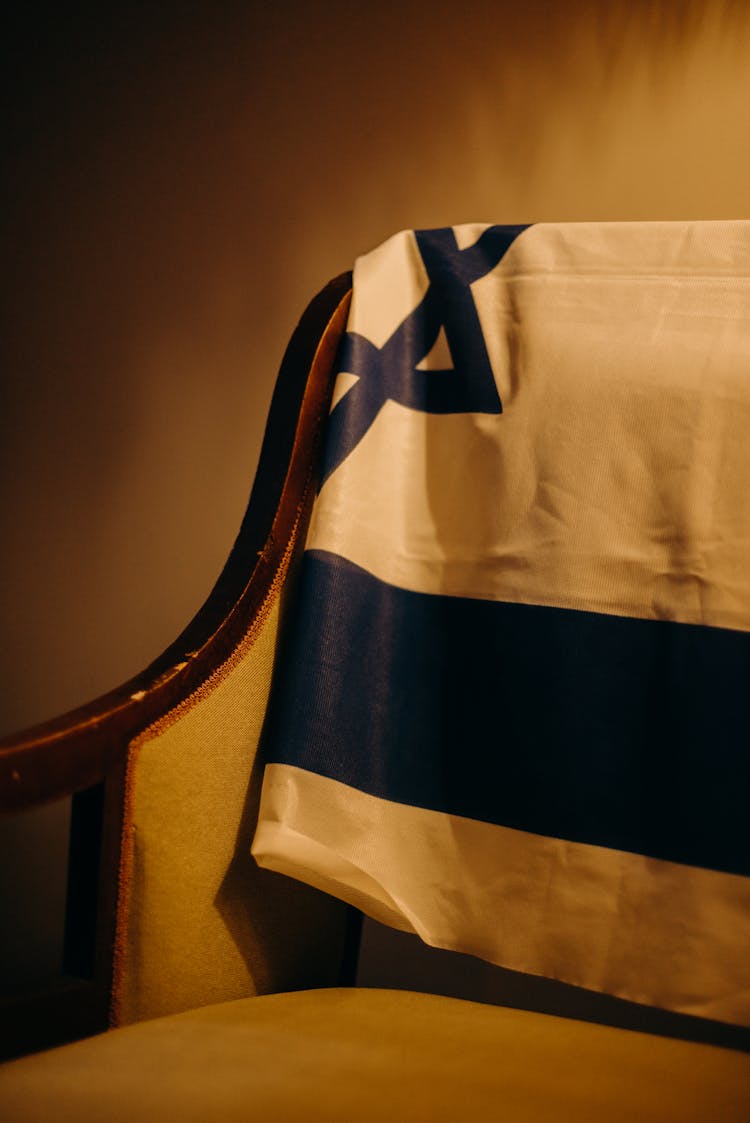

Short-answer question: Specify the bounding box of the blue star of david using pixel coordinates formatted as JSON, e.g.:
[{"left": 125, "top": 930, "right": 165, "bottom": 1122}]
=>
[{"left": 319, "top": 224, "right": 529, "bottom": 488}]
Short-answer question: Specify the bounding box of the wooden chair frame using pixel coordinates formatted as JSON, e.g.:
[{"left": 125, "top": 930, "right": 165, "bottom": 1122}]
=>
[{"left": 0, "top": 274, "right": 354, "bottom": 1059}]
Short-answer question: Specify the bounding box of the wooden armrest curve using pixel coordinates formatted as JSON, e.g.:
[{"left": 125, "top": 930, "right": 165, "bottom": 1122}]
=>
[{"left": 0, "top": 275, "right": 352, "bottom": 812}]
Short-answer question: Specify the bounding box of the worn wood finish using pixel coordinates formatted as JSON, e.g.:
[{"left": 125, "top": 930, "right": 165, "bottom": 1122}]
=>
[{"left": 0, "top": 274, "right": 354, "bottom": 1058}]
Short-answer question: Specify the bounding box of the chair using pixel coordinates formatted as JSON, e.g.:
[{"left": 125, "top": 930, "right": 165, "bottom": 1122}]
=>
[{"left": 1, "top": 224, "right": 749, "bottom": 1121}]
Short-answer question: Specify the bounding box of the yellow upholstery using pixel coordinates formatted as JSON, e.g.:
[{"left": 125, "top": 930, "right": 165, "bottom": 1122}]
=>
[
  {"left": 2, "top": 988, "right": 749, "bottom": 1122},
  {"left": 113, "top": 577, "right": 348, "bottom": 1025}
]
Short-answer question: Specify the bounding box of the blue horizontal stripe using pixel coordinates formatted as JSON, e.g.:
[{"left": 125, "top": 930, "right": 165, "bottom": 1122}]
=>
[{"left": 263, "top": 550, "right": 750, "bottom": 877}]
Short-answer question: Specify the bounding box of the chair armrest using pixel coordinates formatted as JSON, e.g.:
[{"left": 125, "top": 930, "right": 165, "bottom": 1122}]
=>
[{"left": 0, "top": 275, "right": 352, "bottom": 814}]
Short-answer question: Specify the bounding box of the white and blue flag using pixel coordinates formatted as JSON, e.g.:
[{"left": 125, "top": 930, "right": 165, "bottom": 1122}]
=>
[{"left": 253, "top": 221, "right": 750, "bottom": 1026}]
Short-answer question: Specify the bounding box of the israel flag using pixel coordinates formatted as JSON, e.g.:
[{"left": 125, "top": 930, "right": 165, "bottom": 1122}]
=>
[{"left": 252, "top": 221, "right": 750, "bottom": 1027}]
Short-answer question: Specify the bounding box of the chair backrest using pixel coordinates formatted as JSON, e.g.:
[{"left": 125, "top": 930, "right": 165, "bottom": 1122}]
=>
[{"left": 0, "top": 274, "right": 356, "bottom": 1058}]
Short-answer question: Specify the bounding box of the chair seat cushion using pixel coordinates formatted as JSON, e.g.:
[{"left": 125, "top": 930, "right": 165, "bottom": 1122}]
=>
[{"left": 1, "top": 988, "right": 748, "bottom": 1122}]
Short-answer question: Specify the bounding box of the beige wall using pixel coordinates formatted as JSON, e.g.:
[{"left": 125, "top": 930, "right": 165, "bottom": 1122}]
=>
[
  {"left": 3, "top": 0, "right": 750, "bottom": 735},
  {"left": 2, "top": 1, "right": 750, "bottom": 998}
]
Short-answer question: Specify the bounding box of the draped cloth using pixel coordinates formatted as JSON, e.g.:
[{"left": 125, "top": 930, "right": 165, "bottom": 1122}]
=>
[{"left": 252, "top": 222, "right": 750, "bottom": 1026}]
